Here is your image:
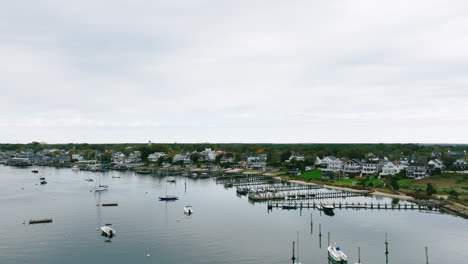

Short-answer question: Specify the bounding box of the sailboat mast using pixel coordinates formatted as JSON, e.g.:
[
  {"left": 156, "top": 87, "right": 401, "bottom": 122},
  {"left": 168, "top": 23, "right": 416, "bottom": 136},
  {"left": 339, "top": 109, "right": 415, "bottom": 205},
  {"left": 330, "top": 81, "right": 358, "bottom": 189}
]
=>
[{"left": 296, "top": 231, "right": 299, "bottom": 263}]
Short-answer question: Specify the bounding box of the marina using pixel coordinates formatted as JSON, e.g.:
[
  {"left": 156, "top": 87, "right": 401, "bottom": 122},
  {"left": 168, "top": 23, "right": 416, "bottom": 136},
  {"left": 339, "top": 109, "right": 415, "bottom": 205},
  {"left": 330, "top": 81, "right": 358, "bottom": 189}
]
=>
[{"left": 0, "top": 165, "right": 467, "bottom": 264}]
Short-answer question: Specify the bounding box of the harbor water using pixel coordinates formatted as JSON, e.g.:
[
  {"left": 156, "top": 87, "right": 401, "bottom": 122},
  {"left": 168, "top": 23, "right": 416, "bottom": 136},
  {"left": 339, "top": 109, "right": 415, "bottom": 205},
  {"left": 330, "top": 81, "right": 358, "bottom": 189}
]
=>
[{"left": 0, "top": 165, "right": 467, "bottom": 264}]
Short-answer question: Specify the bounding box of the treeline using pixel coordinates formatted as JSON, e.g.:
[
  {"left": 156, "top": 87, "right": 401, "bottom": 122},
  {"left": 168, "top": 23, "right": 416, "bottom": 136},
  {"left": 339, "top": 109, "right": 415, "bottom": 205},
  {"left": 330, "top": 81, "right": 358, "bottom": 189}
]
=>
[{"left": 1, "top": 142, "right": 466, "bottom": 166}]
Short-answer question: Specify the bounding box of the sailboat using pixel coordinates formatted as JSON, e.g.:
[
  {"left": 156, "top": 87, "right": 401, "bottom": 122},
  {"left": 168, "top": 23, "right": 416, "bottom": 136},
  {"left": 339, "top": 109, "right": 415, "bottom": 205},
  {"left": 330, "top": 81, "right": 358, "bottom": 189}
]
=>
[
  {"left": 290, "top": 232, "right": 303, "bottom": 264},
  {"left": 94, "top": 173, "right": 108, "bottom": 192},
  {"left": 159, "top": 182, "right": 178, "bottom": 201}
]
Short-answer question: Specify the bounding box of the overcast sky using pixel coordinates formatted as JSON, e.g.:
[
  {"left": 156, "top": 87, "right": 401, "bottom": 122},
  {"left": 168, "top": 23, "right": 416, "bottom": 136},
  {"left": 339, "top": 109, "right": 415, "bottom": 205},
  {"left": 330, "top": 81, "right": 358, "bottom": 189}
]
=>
[{"left": 1, "top": 0, "right": 467, "bottom": 144}]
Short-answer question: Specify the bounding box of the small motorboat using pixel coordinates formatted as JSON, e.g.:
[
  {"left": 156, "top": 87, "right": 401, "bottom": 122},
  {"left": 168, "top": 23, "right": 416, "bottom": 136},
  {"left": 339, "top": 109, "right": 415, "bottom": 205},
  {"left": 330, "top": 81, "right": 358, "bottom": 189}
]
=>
[
  {"left": 100, "top": 225, "right": 116, "bottom": 237},
  {"left": 39, "top": 177, "right": 46, "bottom": 180},
  {"left": 95, "top": 187, "right": 107, "bottom": 192},
  {"left": 31, "top": 169, "right": 39, "bottom": 173},
  {"left": 85, "top": 178, "right": 94, "bottom": 182},
  {"left": 321, "top": 204, "right": 335, "bottom": 210},
  {"left": 328, "top": 244, "right": 348, "bottom": 263},
  {"left": 184, "top": 205, "right": 193, "bottom": 215},
  {"left": 112, "top": 176, "right": 121, "bottom": 178},
  {"left": 71, "top": 166, "right": 79, "bottom": 171},
  {"left": 166, "top": 176, "right": 176, "bottom": 182},
  {"left": 40, "top": 180, "right": 47, "bottom": 185}
]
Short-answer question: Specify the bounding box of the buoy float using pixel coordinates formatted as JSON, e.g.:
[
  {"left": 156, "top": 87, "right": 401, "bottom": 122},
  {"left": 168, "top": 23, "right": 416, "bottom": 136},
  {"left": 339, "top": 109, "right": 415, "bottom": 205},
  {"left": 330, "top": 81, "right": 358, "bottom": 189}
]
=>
[{"left": 147, "top": 254, "right": 150, "bottom": 257}]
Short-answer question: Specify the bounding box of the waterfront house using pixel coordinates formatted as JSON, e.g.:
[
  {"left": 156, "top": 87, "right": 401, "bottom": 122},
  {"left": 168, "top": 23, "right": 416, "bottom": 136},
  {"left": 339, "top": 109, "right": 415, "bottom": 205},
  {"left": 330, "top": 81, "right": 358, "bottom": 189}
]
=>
[
  {"left": 406, "top": 162, "right": 428, "bottom": 178},
  {"left": 428, "top": 159, "right": 444, "bottom": 170},
  {"left": 286, "top": 154, "right": 305, "bottom": 162},
  {"left": 343, "top": 159, "right": 362, "bottom": 175},
  {"left": 173, "top": 152, "right": 191, "bottom": 164},
  {"left": 361, "top": 160, "right": 379, "bottom": 175},
  {"left": 452, "top": 158, "right": 468, "bottom": 170},
  {"left": 127, "top": 151, "right": 142, "bottom": 163},
  {"left": 148, "top": 152, "right": 167, "bottom": 162},
  {"left": 71, "top": 153, "right": 84, "bottom": 162},
  {"left": 380, "top": 162, "right": 400, "bottom": 176},
  {"left": 321, "top": 157, "right": 343, "bottom": 173},
  {"left": 112, "top": 152, "right": 126, "bottom": 165}
]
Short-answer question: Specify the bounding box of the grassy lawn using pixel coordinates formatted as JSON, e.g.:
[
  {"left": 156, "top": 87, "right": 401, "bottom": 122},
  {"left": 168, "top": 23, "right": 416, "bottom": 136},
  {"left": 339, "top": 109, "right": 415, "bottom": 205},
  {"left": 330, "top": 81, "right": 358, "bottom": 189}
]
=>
[{"left": 297, "top": 169, "right": 322, "bottom": 180}]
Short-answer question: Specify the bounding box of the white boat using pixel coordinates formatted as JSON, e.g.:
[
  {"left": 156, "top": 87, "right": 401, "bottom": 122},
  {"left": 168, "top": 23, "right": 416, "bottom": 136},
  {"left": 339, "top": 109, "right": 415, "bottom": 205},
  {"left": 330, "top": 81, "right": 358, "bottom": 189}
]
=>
[
  {"left": 321, "top": 204, "right": 335, "bottom": 210},
  {"left": 328, "top": 245, "right": 348, "bottom": 263},
  {"left": 94, "top": 173, "right": 108, "bottom": 191},
  {"left": 100, "top": 225, "right": 116, "bottom": 237},
  {"left": 95, "top": 187, "right": 107, "bottom": 192},
  {"left": 167, "top": 176, "right": 176, "bottom": 182},
  {"left": 184, "top": 205, "right": 193, "bottom": 215},
  {"left": 72, "top": 165, "right": 79, "bottom": 171}
]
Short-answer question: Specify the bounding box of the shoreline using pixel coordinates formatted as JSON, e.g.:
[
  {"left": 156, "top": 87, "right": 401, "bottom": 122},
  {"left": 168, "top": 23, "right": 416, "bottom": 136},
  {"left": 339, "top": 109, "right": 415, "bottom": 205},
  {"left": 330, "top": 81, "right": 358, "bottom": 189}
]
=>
[{"left": 275, "top": 176, "right": 415, "bottom": 201}]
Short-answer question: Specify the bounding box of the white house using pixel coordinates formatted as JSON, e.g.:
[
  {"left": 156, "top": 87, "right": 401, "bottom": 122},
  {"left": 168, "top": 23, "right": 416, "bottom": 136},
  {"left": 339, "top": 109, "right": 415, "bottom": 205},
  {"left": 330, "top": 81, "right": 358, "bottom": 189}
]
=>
[
  {"left": 343, "top": 159, "right": 361, "bottom": 175},
  {"left": 286, "top": 154, "right": 305, "bottom": 162},
  {"left": 406, "top": 162, "right": 428, "bottom": 178},
  {"left": 200, "top": 148, "right": 217, "bottom": 161},
  {"left": 173, "top": 152, "right": 191, "bottom": 164},
  {"left": 321, "top": 157, "right": 343, "bottom": 172},
  {"left": 148, "top": 152, "right": 167, "bottom": 162},
  {"left": 112, "top": 152, "right": 126, "bottom": 164},
  {"left": 380, "top": 162, "right": 400, "bottom": 176},
  {"left": 361, "top": 161, "right": 379, "bottom": 175},
  {"left": 428, "top": 159, "right": 444, "bottom": 169},
  {"left": 127, "top": 151, "right": 142, "bottom": 163},
  {"left": 71, "top": 154, "right": 84, "bottom": 162}
]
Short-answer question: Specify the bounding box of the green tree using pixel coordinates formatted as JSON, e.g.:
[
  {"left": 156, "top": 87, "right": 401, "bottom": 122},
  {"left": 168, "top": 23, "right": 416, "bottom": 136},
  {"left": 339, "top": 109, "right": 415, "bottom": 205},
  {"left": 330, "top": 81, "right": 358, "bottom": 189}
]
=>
[
  {"left": 390, "top": 177, "right": 400, "bottom": 191},
  {"left": 426, "top": 183, "right": 437, "bottom": 196}
]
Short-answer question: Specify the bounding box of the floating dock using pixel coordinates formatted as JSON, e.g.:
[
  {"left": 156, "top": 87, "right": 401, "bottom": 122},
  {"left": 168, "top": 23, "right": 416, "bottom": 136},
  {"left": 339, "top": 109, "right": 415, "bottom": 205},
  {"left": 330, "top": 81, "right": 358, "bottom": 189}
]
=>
[
  {"left": 102, "top": 203, "right": 119, "bottom": 207},
  {"left": 267, "top": 201, "right": 439, "bottom": 211},
  {"left": 29, "top": 218, "right": 52, "bottom": 224},
  {"left": 249, "top": 190, "right": 368, "bottom": 201}
]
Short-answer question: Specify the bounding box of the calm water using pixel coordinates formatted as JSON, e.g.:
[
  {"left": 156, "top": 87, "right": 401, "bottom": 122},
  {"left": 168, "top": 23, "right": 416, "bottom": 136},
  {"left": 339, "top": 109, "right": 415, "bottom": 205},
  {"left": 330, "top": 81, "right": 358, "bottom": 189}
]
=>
[{"left": 0, "top": 165, "right": 467, "bottom": 264}]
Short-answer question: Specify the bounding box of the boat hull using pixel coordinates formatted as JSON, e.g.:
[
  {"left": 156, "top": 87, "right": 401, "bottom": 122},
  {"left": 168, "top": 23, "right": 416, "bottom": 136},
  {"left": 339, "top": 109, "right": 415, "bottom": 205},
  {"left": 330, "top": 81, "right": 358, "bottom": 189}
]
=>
[{"left": 159, "top": 197, "right": 179, "bottom": 201}]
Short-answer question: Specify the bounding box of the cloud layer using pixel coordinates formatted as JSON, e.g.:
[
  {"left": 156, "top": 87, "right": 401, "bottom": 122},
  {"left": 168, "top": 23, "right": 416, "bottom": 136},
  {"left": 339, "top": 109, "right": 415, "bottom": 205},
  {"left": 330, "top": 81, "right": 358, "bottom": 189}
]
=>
[{"left": 1, "top": 0, "right": 467, "bottom": 143}]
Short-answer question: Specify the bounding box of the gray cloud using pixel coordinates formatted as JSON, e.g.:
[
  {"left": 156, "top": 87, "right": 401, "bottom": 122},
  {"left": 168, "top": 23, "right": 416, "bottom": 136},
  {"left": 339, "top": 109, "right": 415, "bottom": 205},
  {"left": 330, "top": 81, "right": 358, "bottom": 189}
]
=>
[{"left": 1, "top": 0, "right": 467, "bottom": 143}]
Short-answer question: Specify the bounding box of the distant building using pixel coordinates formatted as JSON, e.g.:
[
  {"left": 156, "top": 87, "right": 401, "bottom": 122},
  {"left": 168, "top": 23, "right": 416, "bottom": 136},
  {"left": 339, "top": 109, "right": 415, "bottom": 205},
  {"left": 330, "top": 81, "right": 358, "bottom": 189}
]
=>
[
  {"left": 406, "top": 162, "right": 428, "bottom": 178},
  {"left": 428, "top": 159, "right": 444, "bottom": 170},
  {"left": 380, "top": 162, "right": 400, "bottom": 176},
  {"left": 148, "top": 152, "right": 167, "bottom": 162},
  {"left": 173, "top": 152, "right": 191, "bottom": 164},
  {"left": 286, "top": 154, "right": 305, "bottom": 162},
  {"left": 361, "top": 160, "right": 379, "bottom": 175},
  {"left": 452, "top": 159, "right": 468, "bottom": 170},
  {"left": 343, "top": 159, "right": 361, "bottom": 175}
]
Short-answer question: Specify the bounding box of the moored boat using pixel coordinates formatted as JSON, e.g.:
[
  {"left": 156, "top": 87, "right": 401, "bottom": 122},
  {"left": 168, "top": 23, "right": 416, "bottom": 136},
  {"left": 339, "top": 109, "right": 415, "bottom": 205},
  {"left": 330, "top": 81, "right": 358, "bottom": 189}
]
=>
[
  {"left": 184, "top": 205, "right": 193, "bottom": 215},
  {"left": 100, "top": 225, "right": 116, "bottom": 237},
  {"left": 166, "top": 176, "right": 176, "bottom": 182},
  {"left": 328, "top": 244, "right": 348, "bottom": 264},
  {"left": 159, "top": 195, "right": 179, "bottom": 201}
]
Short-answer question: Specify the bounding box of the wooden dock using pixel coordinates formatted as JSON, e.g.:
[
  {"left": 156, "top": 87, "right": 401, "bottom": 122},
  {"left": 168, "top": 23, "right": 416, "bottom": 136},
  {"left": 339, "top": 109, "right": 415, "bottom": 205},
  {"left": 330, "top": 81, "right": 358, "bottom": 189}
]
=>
[
  {"left": 249, "top": 190, "right": 367, "bottom": 201},
  {"left": 267, "top": 201, "right": 439, "bottom": 211}
]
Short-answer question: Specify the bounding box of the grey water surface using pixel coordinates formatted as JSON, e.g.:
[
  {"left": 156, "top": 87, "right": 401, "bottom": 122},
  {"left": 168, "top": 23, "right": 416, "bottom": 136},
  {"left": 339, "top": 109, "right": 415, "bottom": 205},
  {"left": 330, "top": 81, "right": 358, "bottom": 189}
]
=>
[{"left": 0, "top": 165, "right": 467, "bottom": 264}]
